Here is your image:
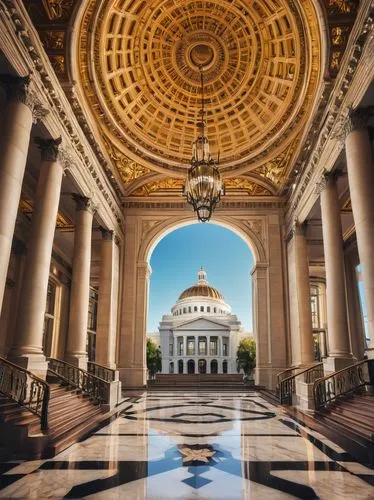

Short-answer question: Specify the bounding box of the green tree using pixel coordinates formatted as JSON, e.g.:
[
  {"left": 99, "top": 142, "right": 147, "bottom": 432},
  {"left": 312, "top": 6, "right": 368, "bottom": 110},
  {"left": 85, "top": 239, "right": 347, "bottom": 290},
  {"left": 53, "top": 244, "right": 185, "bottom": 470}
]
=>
[
  {"left": 146, "top": 338, "right": 162, "bottom": 379},
  {"left": 236, "top": 337, "right": 256, "bottom": 376}
]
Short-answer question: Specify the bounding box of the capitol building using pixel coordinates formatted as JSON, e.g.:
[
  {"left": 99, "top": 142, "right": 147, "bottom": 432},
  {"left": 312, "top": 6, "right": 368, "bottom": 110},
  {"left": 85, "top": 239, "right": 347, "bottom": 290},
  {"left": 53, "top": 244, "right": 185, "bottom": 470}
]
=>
[{"left": 150, "top": 268, "right": 249, "bottom": 375}]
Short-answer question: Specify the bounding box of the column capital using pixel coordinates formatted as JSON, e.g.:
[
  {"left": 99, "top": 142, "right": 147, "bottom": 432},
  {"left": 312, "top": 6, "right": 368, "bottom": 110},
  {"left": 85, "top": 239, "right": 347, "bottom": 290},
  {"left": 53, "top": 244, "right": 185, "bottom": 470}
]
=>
[
  {"left": 344, "top": 108, "right": 373, "bottom": 136},
  {"left": 72, "top": 194, "right": 95, "bottom": 213},
  {"left": 0, "top": 74, "right": 32, "bottom": 105},
  {"left": 34, "top": 136, "right": 62, "bottom": 162},
  {"left": 292, "top": 220, "right": 307, "bottom": 237},
  {"left": 100, "top": 227, "right": 115, "bottom": 240},
  {"left": 314, "top": 169, "right": 343, "bottom": 195}
]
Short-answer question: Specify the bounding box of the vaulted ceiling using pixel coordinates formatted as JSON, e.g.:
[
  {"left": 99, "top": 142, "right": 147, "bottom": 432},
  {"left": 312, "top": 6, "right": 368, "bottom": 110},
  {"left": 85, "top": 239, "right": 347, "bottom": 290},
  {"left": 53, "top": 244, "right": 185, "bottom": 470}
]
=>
[{"left": 24, "top": 0, "right": 359, "bottom": 199}]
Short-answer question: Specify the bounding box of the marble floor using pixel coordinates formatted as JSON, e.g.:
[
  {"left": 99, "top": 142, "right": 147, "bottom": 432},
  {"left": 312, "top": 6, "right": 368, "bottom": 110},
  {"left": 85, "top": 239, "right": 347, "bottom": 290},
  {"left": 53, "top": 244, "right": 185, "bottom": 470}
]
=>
[{"left": 0, "top": 391, "right": 373, "bottom": 499}]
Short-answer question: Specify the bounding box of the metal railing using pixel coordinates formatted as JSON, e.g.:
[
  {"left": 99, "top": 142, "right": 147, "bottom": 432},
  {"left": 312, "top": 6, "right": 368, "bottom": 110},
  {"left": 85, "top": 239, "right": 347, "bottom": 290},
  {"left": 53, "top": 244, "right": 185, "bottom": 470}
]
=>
[
  {"left": 48, "top": 358, "right": 110, "bottom": 404},
  {"left": 313, "top": 359, "right": 374, "bottom": 410},
  {"left": 276, "top": 366, "right": 302, "bottom": 386},
  {"left": 0, "top": 357, "right": 50, "bottom": 430},
  {"left": 87, "top": 361, "right": 116, "bottom": 383},
  {"left": 278, "top": 363, "right": 323, "bottom": 405}
]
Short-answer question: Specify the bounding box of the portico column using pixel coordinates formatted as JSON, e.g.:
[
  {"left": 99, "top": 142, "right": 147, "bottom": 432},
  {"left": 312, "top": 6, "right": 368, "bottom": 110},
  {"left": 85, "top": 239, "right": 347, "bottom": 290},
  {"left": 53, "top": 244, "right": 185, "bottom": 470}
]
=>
[
  {"left": 0, "top": 76, "right": 38, "bottom": 312},
  {"left": 66, "top": 196, "right": 94, "bottom": 369},
  {"left": 344, "top": 109, "right": 374, "bottom": 351},
  {"left": 318, "top": 173, "right": 353, "bottom": 372},
  {"left": 291, "top": 223, "right": 315, "bottom": 365},
  {"left": 96, "top": 229, "right": 119, "bottom": 369},
  {"left": 9, "top": 138, "right": 64, "bottom": 376},
  {"left": 183, "top": 336, "right": 187, "bottom": 357}
]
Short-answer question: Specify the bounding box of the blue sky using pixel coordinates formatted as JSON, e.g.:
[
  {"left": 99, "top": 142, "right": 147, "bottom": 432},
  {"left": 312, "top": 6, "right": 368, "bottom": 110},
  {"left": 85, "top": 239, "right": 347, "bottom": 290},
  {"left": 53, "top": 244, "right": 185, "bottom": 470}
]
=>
[{"left": 147, "top": 223, "right": 254, "bottom": 332}]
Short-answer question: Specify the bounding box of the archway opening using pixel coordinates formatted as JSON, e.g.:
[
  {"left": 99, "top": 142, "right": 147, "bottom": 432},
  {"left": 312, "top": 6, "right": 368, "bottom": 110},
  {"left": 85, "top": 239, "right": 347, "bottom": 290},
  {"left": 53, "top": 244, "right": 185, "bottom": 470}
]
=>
[
  {"left": 199, "top": 359, "right": 207, "bottom": 374},
  {"left": 187, "top": 359, "right": 195, "bottom": 374},
  {"left": 211, "top": 359, "right": 218, "bottom": 374},
  {"left": 178, "top": 359, "right": 184, "bottom": 374},
  {"left": 146, "top": 223, "right": 254, "bottom": 379}
]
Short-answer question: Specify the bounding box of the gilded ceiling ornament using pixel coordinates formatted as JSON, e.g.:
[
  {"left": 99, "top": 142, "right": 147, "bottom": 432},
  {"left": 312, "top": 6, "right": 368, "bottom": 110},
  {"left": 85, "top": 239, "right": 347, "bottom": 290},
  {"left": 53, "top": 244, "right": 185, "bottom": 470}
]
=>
[
  {"left": 104, "top": 138, "right": 150, "bottom": 184},
  {"left": 42, "top": 0, "right": 74, "bottom": 20},
  {"left": 223, "top": 179, "right": 272, "bottom": 196},
  {"left": 50, "top": 55, "right": 65, "bottom": 77},
  {"left": 40, "top": 31, "right": 65, "bottom": 50},
  {"left": 327, "top": 0, "right": 356, "bottom": 15},
  {"left": 131, "top": 179, "right": 184, "bottom": 197},
  {"left": 255, "top": 143, "right": 296, "bottom": 188}
]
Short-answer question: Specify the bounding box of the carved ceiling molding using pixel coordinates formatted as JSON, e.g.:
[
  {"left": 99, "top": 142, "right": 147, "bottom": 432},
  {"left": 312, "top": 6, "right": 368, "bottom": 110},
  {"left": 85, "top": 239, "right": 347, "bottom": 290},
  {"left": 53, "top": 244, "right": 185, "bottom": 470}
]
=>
[
  {"left": 128, "top": 177, "right": 273, "bottom": 198},
  {"left": 286, "top": 1, "right": 374, "bottom": 226},
  {"left": 103, "top": 137, "right": 150, "bottom": 185},
  {"left": 2, "top": 0, "right": 124, "bottom": 230}
]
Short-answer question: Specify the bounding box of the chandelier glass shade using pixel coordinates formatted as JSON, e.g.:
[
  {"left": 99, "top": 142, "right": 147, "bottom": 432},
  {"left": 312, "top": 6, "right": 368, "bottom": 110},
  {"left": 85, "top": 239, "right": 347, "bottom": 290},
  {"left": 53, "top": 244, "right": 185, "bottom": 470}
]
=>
[{"left": 184, "top": 68, "right": 223, "bottom": 222}]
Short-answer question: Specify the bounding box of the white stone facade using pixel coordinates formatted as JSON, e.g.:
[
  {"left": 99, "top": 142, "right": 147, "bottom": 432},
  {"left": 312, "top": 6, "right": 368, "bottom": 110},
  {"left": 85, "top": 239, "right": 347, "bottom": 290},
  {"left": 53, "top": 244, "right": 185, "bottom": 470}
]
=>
[{"left": 151, "top": 269, "right": 249, "bottom": 374}]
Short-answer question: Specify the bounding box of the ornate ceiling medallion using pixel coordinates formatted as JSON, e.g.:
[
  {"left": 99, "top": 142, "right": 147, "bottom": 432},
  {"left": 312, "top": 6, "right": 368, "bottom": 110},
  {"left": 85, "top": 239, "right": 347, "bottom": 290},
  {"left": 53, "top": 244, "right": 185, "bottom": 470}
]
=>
[{"left": 77, "top": 0, "right": 321, "bottom": 180}]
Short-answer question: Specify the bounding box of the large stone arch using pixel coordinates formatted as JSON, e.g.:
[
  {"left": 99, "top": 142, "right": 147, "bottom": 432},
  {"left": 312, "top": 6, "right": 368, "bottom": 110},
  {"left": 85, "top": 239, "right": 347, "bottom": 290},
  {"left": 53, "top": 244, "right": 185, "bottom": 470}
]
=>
[{"left": 117, "top": 209, "right": 287, "bottom": 389}]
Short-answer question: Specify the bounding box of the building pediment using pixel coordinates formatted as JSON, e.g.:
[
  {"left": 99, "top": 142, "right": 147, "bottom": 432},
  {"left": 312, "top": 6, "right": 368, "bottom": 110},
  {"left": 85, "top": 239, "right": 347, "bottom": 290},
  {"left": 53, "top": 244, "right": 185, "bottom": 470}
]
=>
[{"left": 174, "top": 317, "right": 229, "bottom": 331}]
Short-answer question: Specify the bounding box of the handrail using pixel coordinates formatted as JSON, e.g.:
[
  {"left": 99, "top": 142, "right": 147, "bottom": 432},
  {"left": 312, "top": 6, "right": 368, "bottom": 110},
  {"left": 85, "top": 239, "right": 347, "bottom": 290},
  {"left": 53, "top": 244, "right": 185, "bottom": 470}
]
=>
[
  {"left": 87, "top": 361, "right": 116, "bottom": 383},
  {"left": 0, "top": 356, "right": 49, "bottom": 430},
  {"left": 48, "top": 358, "right": 110, "bottom": 404},
  {"left": 278, "top": 363, "right": 323, "bottom": 405},
  {"left": 276, "top": 366, "right": 302, "bottom": 385},
  {"left": 313, "top": 359, "right": 374, "bottom": 410}
]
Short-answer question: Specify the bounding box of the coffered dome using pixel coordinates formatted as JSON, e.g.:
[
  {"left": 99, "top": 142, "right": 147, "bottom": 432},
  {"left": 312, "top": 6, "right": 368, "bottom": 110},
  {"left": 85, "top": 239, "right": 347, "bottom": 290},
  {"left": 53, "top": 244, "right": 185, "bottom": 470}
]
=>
[{"left": 77, "top": 0, "right": 321, "bottom": 177}]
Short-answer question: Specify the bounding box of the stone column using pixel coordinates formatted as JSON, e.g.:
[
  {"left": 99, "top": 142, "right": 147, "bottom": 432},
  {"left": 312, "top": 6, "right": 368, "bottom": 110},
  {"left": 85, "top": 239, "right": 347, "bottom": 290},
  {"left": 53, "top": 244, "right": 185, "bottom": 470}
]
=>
[
  {"left": 96, "top": 229, "right": 119, "bottom": 369},
  {"left": 0, "top": 76, "right": 37, "bottom": 313},
  {"left": 291, "top": 223, "right": 315, "bottom": 366},
  {"left": 66, "top": 196, "right": 94, "bottom": 369},
  {"left": 318, "top": 173, "right": 353, "bottom": 372},
  {"left": 183, "top": 336, "right": 187, "bottom": 358},
  {"left": 344, "top": 109, "right": 374, "bottom": 352},
  {"left": 9, "top": 138, "right": 64, "bottom": 375}
]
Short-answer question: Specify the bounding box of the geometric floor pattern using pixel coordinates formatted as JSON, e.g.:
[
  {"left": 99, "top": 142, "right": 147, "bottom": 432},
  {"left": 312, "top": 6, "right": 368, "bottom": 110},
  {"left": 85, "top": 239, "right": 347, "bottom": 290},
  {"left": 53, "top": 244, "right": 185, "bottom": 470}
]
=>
[{"left": 0, "top": 391, "right": 373, "bottom": 499}]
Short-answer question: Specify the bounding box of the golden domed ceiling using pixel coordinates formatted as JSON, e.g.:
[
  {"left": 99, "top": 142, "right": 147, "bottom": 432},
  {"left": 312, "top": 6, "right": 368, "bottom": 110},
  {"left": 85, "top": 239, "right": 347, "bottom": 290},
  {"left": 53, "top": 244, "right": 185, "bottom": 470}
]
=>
[{"left": 76, "top": 0, "right": 321, "bottom": 189}]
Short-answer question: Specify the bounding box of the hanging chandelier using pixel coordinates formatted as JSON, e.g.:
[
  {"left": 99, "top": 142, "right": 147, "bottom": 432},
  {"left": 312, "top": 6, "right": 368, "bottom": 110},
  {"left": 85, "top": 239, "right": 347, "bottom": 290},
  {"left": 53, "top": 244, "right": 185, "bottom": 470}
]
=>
[{"left": 184, "top": 66, "right": 223, "bottom": 223}]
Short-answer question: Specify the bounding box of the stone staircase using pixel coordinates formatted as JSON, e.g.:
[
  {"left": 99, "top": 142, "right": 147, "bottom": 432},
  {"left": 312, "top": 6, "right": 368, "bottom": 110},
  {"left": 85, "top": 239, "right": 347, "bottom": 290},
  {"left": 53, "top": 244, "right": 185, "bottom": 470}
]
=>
[
  {"left": 0, "top": 377, "right": 115, "bottom": 459},
  {"left": 286, "top": 391, "right": 374, "bottom": 464},
  {"left": 148, "top": 373, "right": 250, "bottom": 391}
]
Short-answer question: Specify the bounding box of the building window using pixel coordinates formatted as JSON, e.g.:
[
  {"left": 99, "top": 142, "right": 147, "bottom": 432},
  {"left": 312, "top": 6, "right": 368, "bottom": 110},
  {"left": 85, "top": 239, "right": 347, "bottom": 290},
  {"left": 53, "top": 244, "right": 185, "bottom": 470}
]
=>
[
  {"left": 207, "top": 306, "right": 210, "bottom": 312},
  {"left": 210, "top": 338, "right": 217, "bottom": 356},
  {"left": 223, "top": 342, "right": 228, "bottom": 356},
  {"left": 194, "top": 306, "right": 198, "bottom": 312},
  {"left": 86, "top": 287, "right": 98, "bottom": 362},
  {"left": 200, "top": 306, "right": 204, "bottom": 312},
  {"left": 169, "top": 343, "right": 174, "bottom": 356},
  {"left": 169, "top": 362, "right": 174, "bottom": 374},
  {"left": 187, "top": 339, "right": 195, "bottom": 355},
  {"left": 183, "top": 307, "right": 186, "bottom": 313},
  {"left": 214, "top": 307, "right": 216, "bottom": 313},
  {"left": 43, "top": 279, "right": 57, "bottom": 358},
  {"left": 178, "top": 338, "right": 184, "bottom": 356},
  {"left": 198, "top": 337, "right": 207, "bottom": 355},
  {"left": 188, "top": 306, "right": 191, "bottom": 313}
]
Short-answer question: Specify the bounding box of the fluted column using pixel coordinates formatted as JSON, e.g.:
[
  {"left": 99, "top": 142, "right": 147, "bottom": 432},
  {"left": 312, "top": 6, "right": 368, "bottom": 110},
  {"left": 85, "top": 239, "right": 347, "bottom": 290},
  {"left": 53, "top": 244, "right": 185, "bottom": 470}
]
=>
[
  {"left": 9, "top": 138, "right": 64, "bottom": 375},
  {"left": 96, "top": 229, "right": 119, "bottom": 369},
  {"left": 66, "top": 196, "right": 94, "bottom": 369},
  {"left": 0, "top": 76, "right": 37, "bottom": 312},
  {"left": 318, "top": 173, "right": 353, "bottom": 372},
  {"left": 291, "top": 223, "right": 315, "bottom": 366},
  {"left": 345, "top": 109, "right": 374, "bottom": 351}
]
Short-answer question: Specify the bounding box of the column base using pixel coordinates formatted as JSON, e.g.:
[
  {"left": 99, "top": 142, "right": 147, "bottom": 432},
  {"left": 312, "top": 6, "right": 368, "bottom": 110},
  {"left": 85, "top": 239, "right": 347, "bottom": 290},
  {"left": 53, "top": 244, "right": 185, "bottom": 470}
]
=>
[
  {"left": 323, "top": 356, "right": 355, "bottom": 375},
  {"left": 7, "top": 354, "right": 48, "bottom": 380},
  {"left": 119, "top": 367, "right": 147, "bottom": 389},
  {"left": 295, "top": 380, "right": 315, "bottom": 411},
  {"left": 65, "top": 355, "right": 88, "bottom": 371},
  {"left": 256, "top": 364, "right": 287, "bottom": 390},
  {"left": 101, "top": 380, "right": 122, "bottom": 410}
]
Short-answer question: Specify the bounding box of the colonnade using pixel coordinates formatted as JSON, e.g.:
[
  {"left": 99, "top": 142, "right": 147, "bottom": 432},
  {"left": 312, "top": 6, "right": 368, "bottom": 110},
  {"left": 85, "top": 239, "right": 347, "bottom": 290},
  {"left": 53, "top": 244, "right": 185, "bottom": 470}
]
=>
[
  {"left": 290, "top": 109, "right": 374, "bottom": 372},
  {"left": 0, "top": 76, "right": 119, "bottom": 377}
]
